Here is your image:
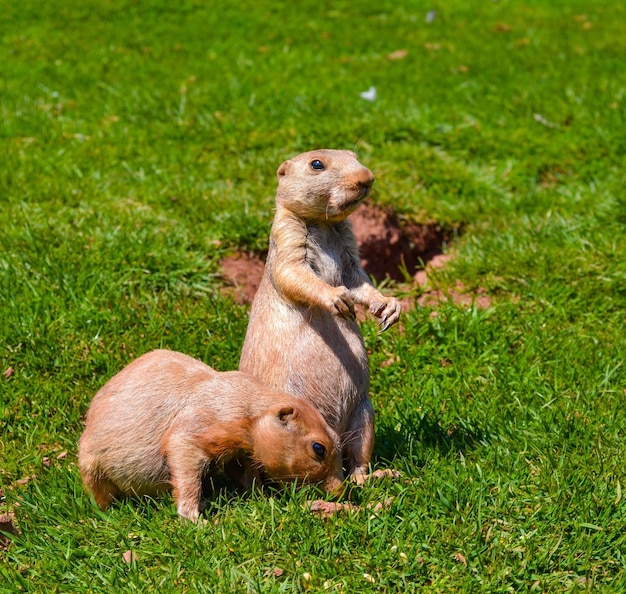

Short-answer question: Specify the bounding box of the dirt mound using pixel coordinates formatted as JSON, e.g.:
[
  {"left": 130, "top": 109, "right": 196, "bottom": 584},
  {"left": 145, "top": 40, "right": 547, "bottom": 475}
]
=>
[
  {"left": 219, "top": 203, "right": 489, "bottom": 310},
  {"left": 350, "top": 203, "right": 447, "bottom": 282}
]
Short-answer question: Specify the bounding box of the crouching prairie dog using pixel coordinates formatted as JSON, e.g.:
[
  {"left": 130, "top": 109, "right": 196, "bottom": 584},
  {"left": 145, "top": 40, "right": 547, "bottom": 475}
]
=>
[
  {"left": 78, "top": 349, "right": 344, "bottom": 521},
  {"left": 239, "top": 149, "right": 401, "bottom": 483}
]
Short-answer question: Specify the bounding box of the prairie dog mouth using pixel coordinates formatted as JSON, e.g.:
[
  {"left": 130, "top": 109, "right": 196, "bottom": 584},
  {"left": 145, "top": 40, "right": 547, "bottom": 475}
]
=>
[
  {"left": 359, "top": 183, "right": 372, "bottom": 200},
  {"left": 340, "top": 196, "right": 365, "bottom": 212},
  {"left": 338, "top": 183, "right": 371, "bottom": 209}
]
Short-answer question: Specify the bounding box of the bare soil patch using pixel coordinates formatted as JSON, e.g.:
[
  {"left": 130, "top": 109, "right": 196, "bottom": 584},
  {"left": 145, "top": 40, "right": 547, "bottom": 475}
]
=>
[
  {"left": 410, "top": 254, "right": 492, "bottom": 311},
  {"left": 350, "top": 203, "right": 447, "bottom": 283},
  {"left": 219, "top": 203, "right": 490, "bottom": 310},
  {"left": 219, "top": 251, "right": 265, "bottom": 305}
]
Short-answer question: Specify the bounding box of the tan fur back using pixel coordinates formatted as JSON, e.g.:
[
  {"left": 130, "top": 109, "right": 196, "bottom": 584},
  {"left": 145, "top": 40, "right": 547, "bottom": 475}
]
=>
[{"left": 78, "top": 350, "right": 344, "bottom": 518}]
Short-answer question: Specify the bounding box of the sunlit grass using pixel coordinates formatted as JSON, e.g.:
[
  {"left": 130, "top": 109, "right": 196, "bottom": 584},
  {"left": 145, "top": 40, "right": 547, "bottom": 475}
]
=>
[{"left": 2, "top": 0, "right": 625, "bottom": 591}]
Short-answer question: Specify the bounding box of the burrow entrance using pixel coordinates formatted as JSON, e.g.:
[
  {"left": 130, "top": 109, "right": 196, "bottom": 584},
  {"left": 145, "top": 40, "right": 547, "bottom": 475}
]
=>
[
  {"left": 349, "top": 203, "right": 447, "bottom": 283},
  {"left": 220, "top": 203, "right": 490, "bottom": 310}
]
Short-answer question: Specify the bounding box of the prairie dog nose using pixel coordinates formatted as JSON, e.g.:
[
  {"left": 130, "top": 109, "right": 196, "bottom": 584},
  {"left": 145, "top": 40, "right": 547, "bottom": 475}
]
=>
[
  {"left": 324, "top": 474, "right": 346, "bottom": 496},
  {"left": 354, "top": 167, "right": 375, "bottom": 198},
  {"left": 357, "top": 167, "right": 375, "bottom": 187}
]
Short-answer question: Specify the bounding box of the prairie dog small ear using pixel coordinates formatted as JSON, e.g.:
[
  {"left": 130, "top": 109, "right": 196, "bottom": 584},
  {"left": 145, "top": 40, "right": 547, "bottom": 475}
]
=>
[
  {"left": 276, "top": 406, "right": 296, "bottom": 424},
  {"left": 277, "top": 160, "right": 291, "bottom": 179}
]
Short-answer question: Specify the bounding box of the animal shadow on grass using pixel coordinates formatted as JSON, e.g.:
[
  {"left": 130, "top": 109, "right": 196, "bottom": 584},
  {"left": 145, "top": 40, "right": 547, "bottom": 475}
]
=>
[
  {"left": 373, "top": 409, "right": 491, "bottom": 468},
  {"left": 82, "top": 469, "right": 265, "bottom": 520},
  {"left": 82, "top": 419, "right": 489, "bottom": 519}
]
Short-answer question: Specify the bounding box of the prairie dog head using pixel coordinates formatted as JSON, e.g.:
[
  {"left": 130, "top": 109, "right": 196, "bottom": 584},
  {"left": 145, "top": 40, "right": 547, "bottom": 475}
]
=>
[
  {"left": 252, "top": 402, "right": 345, "bottom": 494},
  {"left": 276, "top": 149, "right": 375, "bottom": 222}
]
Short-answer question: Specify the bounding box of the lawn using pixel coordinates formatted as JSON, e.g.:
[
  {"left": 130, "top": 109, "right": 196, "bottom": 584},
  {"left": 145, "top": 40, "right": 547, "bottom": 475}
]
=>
[{"left": 1, "top": 0, "right": 626, "bottom": 591}]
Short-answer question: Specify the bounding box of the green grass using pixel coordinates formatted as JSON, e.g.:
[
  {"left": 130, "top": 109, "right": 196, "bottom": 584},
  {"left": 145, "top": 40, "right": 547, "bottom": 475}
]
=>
[{"left": 2, "top": 0, "right": 625, "bottom": 591}]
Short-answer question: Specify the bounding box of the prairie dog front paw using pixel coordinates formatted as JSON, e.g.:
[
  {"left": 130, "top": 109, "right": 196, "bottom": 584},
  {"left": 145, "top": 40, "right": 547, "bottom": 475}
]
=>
[
  {"left": 326, "top": 285, "right": 355, "bottom": 320},
  {"left": 369, "top": 297, "right": 401, "bottom": 331}
]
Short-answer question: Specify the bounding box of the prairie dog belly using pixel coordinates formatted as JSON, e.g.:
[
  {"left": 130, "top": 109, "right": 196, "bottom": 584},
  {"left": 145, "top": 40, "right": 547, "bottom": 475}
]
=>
[
  {"left": 242, "top": 292, "right": 369, "bottom": 434},
  {"left": 288, "top": 311, "right": 369, "bottom": 434},
  {"left": 305, "top": 224, "right": 353, "bottom": 287}
]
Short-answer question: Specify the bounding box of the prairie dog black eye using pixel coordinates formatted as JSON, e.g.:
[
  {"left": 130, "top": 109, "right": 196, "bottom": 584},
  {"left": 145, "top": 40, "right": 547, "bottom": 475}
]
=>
[
  {"left": 310, "top": 159, "right": 325, "bottom": 171},
  {"left": 312, "top": 442, "right": 326, "bottom": 459}
]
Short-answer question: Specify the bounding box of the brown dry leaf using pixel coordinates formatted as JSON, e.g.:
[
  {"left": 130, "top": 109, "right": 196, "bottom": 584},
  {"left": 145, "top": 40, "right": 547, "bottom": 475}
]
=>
[
  {"left": 15, "top": 476, "right": 33, "bottom": 487},
  {"left": 307, "top": 500, "right": 361, "bottom": 518},
  {"left": 56, "top": 451, "right": 68, "bottom": 460},
  {"left": 452, "top": 552, "right": 467, "bottom": 566},
  {"left": 0, "top": 513, "right": 18, "bottom": 550},
  {"left": 424, "top": 42, "right": 440, "bottom": 51},
  {"left": 380, "top": 354, "right": 398, "bottom": 368},
  {"left": 122, "top": 550, "right": 138, "bottom": 564},
  {"left": 308, "top": 497, "right": 394, "bottom": 518},
  {"left": 387, "top": 49, "right": 408, "bottom": 60},
  {"left": 2, "top": 367, "right": 14, "bottom": 379},
  {"left": 494, "top": 23, "right": 511, "bottom": 32},
  {"left": 366, "top": 498, "right": 394, "bottom": 512},
  {"left": 368, "top": 468, "right": 402, "bottom": 480},
  {"left": 264, "top": 566, "right": 285, "bottom": 578}
]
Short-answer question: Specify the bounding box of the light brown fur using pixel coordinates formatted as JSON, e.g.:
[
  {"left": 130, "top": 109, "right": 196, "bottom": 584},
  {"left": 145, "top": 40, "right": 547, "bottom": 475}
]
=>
[
  {"left": 78, "top": 349, "right": 344, "bottom": 521},
  {"left": 239, "top": 149, "right": 401, "bottom": 482}
]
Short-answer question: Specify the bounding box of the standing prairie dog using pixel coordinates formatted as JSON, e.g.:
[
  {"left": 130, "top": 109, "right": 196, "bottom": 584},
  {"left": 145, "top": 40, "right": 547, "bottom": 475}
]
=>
[
  {"left": 239, "top": 149, "right": 401, "bottom": 483},
  {"left": 78, "top": 349, "right": 344, "bottom": 521}
]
